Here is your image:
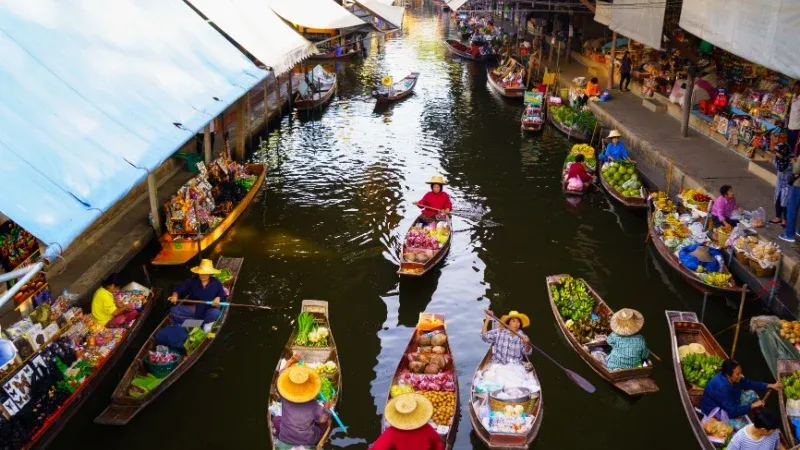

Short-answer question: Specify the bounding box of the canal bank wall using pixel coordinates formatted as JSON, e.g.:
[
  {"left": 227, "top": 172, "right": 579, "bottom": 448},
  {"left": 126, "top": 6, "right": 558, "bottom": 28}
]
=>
[{"left": 555, "top": 62, "right": 800, "bottom": 317}]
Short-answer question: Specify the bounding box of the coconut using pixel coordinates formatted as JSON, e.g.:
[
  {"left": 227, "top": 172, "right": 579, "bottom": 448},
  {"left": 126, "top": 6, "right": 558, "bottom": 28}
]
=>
[
  {"left": 418, "top": 346, "right": 433, "bottom": 353},
  {"left": 432, "top": 346, "right": 445, "bottom": 354},
  {"left": 418, "top": 335, "right": 432, "bottom": 346},
  {"left": 409, "top": 361, "right": 425, "bottom": 373},
  {"left": 424, "top": 363, "right": 441, "bottom": 374},
  {"left": 429, "top": 354, "right": 446, "bottom": 369},
  {"left": 431, "top": 333, "right": 448, "bottom": 346}
]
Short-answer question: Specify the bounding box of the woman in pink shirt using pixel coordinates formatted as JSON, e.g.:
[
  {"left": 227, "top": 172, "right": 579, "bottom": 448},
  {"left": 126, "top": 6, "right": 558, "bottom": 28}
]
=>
[
  {"left": 413, "top": 175, "right": 452, "bottom": 223},
  {"left": 711, "top": 185, "right": 742, "bottom": 228}
]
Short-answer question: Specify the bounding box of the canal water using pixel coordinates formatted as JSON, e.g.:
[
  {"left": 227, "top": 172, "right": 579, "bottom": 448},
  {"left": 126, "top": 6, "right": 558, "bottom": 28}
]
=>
[{"left": 55, "top": 4, "right": 775, "bottom": 449}]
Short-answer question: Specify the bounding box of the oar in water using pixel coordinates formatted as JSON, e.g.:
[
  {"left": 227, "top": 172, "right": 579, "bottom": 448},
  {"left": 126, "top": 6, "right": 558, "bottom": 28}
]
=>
[
  {"left": 418, "top": 205, "right": 502, "bottom": 227},
  {"left": 318, "top": 392, "right": 348, "bottom": 434},
  {"left": 177, "top": 299, "right": 272, "bottom": 311},
  {"left": 485, "top": 310, "right": 596, "bottom": 393}
]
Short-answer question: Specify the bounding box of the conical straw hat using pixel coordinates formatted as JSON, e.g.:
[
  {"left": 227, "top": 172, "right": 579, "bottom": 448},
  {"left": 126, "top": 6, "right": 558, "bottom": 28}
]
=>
[
  {"left": 277, "top": 365, "right": 322, "bottom": 403},
  {"left": 610, "top": 308, "right": 644, "bottom": 336},
  {"left": 384, "top": 393, "right": 433, "bottom": 430}
]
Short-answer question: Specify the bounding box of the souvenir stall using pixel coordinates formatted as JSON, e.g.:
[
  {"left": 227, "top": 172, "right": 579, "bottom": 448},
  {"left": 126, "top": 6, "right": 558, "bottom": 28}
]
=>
[{"left": 0, "top": 219, "right": 47, "bottom": 313}]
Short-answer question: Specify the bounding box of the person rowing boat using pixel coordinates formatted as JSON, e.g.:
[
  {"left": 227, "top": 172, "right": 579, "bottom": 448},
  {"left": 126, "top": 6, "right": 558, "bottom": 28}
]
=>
[
  {"left": 274, "top": 357, "right": 331, "bottom": 448},
  {"left": 168, "top": 259, "right": 226, "bottom": 333},
  {"left": 481, "top": 310, "right": 532, "bottom": 364},
  {"left": 413, "top": 175, "right": 452, "bottom": 224}
]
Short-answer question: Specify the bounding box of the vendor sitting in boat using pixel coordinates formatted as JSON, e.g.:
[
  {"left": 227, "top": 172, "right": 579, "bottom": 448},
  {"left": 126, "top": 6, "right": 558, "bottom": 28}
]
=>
[
  {"left": 599, "top": 130, "right": 630, "bottom": 162},
  {"left": 92, "top": 273, "right": 138, "bottom": 329},
  {"left": 727, "top": 410, "right": 785, "bottom": 450},
  {"left": 606, "top": 309, "right": 649, "bottom": 371},
  {"left": 565, "top": 154, "right": 594, "bottom": 191},
  {"left": 711, "top": 185, "right": 743, "bottom": 228},
  {"left": 275, "top": 355, "right": 331, "bottom": 447},
  {"left": 413, "top": 175, "right": 452, "bottom": 224},
  {"left": 481, "top": 310, "right": 532, "bottom": 365},
  {"left": 700, "top": 359, "right": 781, "bottom": 428},
  {"left": 168, "top": 259, "right": 226, "bottom": 333},
  {"left": 370, "top": 393, "right": 443, "bottom": 450}
]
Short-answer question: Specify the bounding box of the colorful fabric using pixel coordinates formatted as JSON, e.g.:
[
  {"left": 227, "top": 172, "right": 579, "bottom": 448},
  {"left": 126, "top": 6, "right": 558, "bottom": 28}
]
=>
[
  {"left": 678, "top": 244, "right": 722, "bottom": 273},
  {"left": 277, "top": 400, "right": 327, "bottom": 446},
  {"left": 700, "top": 372, "right": 767, "bottom": 419},
  {"left": 370, "top": 424, "right": 444, "bottom": 450},
  {"left": 606, "top": 333, "right": 649, "bottom": 370},
  {"left": 91, "top": 287, "right": 118, "bottom": 327},
  {"left": 599, "top": 141, "right": 629, "bottom": 162},
  {"left": 481, "top": 328, "right": 531, "bottom": 365},
  {"left": 174, "top": 276, "right": 226, "bottom": 319},
  {"left": 727, "top": 425, "right": 780, "bottom": 450},
  {"left": 566, "top": 162, "right": 592, "bottom": 183},
  {"left": 418, "top": 191, "right": 453, "bottom": 218},
  {"left": 711, "top": 195, "right": 738, "bottom": 222},
  {"left": 106, "top": 310, "right": 139, "bottom": 329}
]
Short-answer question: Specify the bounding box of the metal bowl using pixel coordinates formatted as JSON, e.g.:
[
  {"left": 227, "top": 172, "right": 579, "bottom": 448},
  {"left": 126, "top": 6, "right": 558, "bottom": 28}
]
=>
[{"left": 489, "top": 387, "right": 532, "bottom": 403}]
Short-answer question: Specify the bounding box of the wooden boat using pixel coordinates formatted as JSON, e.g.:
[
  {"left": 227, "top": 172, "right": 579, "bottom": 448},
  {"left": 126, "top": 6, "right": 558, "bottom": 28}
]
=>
[
  {"left": 546, "top": 274, "right": 659, "bottom": 395},
  {"left": 308, "top": 49, "right": 361, "bottom": 60},
  {"left": 397, "top": 215, "right": 452, "bottom": 276},
  {"left": 521, "top": 91, "right": 546, "bottom": 133},
  {"left": 778, "top": 359, "right": 800, "bottom": 447},
  {"left": 646, "top": 205, "right": 744, "bottom": 297},
  {"left": 375, "top": 72, "right": 420, "bottom": 105},
  {"left": 94, "top": 256, "right": 243, "bottom": 425},
  {"left": 598, "top": 162, "right": 648, "bottom": 208},
  {"left": 487, "top": 69, "right": 525, "bottom": 99},
  {"left": 443, "top": 39, "right": 497, "bottom": 62},
  {"left": 151, "top": 165, "right": 266, "bottom": 265},
  {"left": 20, "top": 287, "right": 159, "bottom": 449},
  {"left": 561, "top": 155, "right": 595, "bottom": 197},
  {"left": 383, "top": 313, "right": 459, "bottom": 449},
  {"left": 267, "top": 300, "right": 341, "bottom": 449},
  {"left": 548, "top": 112, "right": 592, "bottom": 142},
  {"left": 295, "top": 67, "right": 337, "bottom": 112},
  {"left": 468, "top": 339, "right": 543, "bottom": 448}
]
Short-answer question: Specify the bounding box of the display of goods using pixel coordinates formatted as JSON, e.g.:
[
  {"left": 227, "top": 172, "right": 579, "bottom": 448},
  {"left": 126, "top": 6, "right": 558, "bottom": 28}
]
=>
[
  {"left": 396, "top": 370, "right": 456, "bottom": 392},
  {"left": 564, "top": 153, "right": 596, "bottom": 171},
  {"left": 570, "top": 143, "right": 595, "bottom": 159},
  {"left": 294, "top": 312, "right": 317, "bottom": 346},
  {"left": 320, "top": 376, "right": 335, "bottom": 400},
  {"left": 403, "top": 222, "right": 450, "bottom": 263},
  {"left": 564, "top": 315, "right": 610, "bottom": 345},
  {"left": 681, "top": 189, "right": 711, "bottom": 212},
  {"left": 308, "top": 326, "right": 329, "bottom": 346},
  {"left": 703, "top": 418, "right": 733, "bottom": 440},
  {"left": 733, "top": 235, "right": 760, "bottom": 251},
  {"left": 308, "top": 360, "right": 338, "bottom": 375},
  {"left": 12, "top": 272, "right": 47, "bottom": 305},
  {"left": 419, "top": 391, "right": 456, "bottom": 426},
  {"left": 602, "top": 161, "right": 644, "bottom": 198},
  {"left": 650, "top": 191, "right": 676, "bottom": 212},
  {"left": 550, "top": 276, "right": 594, "bottom": 322},
  {"left": 680, "top": 353, "right": 723, "bottom": 389},
  {"left": 390, "top": 384, "right": 414, "bottom": 398},
  {"left": 780, "top": 369, "right": 800, "bottom": 400},
  {"left": 778, "top": 320, "right": 800, "bottom": 344},
  {"left": 407, "top": 352, "right": 450, "bottom": 374},
  {"left": 214, "top": 268, "right": 234, "bottom": 284},
  {"left": 0, "top": 221, "right": 38, "bottom": 270},
  {"left": 115, "top": 290, "right": 147, "bottom": 310},
  {"left": 750, "top": 241, "right": 780, "bottom": 263},
  {"left": 701, "top": 272, "right": 732, "bottom": 286},
  {"left": 551, "top": 105, "right": 597, "bottom": 134}
]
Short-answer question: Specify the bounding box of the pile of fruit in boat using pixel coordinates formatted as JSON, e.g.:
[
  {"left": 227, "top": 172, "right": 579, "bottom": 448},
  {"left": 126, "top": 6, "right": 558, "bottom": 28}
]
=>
[
  {"left": 780, "top": 368, "right": 800, "bottom": 400},
  {"left": 564, "top": 315, "right": 610, "bottom": 344},
  {"left": 680, "top": 189, "right": 712, "bottom": 212},
  {"left": 680, "top": 350, "right": 723, "bottom": 389},
  {"left": 650, "top": 191, "right": 676, "bottom": 213},
  {"left": 403, "top": 221, "right": 450, "bottom": 263},
  {"left": 601, "top": 161, "right": 643, "bottom": 198},
  {"left": 550, "top": 276, "right": 594, "bottom": 322},
  {"left": 420, "top": 391, "right": 457, "bottom": 426},
  {"left": 565, "top": 144, "right": 597, "bottom": 171},
  {"left": 778, "top": 320, "right": 800, "bottom": 345}
]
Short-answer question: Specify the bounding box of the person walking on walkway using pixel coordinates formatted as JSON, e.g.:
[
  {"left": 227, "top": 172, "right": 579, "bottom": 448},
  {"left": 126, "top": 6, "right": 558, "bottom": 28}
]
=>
[
  {"left": 619, "top": 51, "right": 632, "bottom": 92},
  {"left": 787, "top": 82, "right": 800, "bottom": 154},
  {"left": 771, "top": 143, "right": 794, "bottom": 226},
  {"left": 779, "top": 153, "right": 800, "bottom": 243}
]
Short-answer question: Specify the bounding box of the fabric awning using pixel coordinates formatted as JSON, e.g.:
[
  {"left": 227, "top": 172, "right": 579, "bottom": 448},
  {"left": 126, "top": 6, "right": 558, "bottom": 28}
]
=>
[
  {"left": 355, "top": 0, "right": 405, "bottom": 29},
  {"left": 447, "top": 0, "right": 470, "bottom": 10},
  {"left": 268, "top": 0, "right": 365, "bottom": 30},
  {"left": 680, "top": 0, "right": 800, "bottom": 80},
  {"left": 609, "top": 0, "right": 665, "bottom": 50},
  {"left": 594, "top": 1, "right": 612, "bottom": 26},
  {"left": 0, "top": 0, "right": 267, "bottom": 257},
  {"left": 190, "top": 0, "right": 318, "bottom": 75}
]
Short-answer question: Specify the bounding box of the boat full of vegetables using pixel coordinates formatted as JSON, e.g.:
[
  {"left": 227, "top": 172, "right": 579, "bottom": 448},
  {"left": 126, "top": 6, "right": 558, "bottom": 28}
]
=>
[{"left": 294, "top": 312, "right": 330, "bottom": 347}]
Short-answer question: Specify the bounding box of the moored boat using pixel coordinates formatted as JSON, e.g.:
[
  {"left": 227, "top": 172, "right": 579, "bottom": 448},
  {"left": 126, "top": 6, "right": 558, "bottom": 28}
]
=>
[
  {"left": 375, "top": 72, "right": 420, "bottom": 105},
  {"left": 398, "top": 214, "right": 452, "bottom": 276},
  {"left": 598, "top": 161, "right": 648, "bottom": 208},
  {"left": 548, "top": 108, "right": 592, "bottom": 142},
  {"left": 444, "top": 39, "right": 497, "bottom": 62},
  {"left": 777, "top": 358, "right": 800, "bottom": 447},
  {"left": 520, "top": 91, "right": 546, "bottom": 133},
  {"left": 546, "top": 274, "right": 659, "bottom": 395},
  {"left": 295, "top": 65, "right": 337, "bottom": 112},
  {"left": 267, "top": 300, "right": 341, "bottom": 449},
  {"left": 383, "top": 313, "right": 459, "bottom": 449},
  {"left": 94, "top": 256, "right": 243, "bottom": 425},
  {"left": 487, "top": 59, "right": 525, "bottom": 99}
]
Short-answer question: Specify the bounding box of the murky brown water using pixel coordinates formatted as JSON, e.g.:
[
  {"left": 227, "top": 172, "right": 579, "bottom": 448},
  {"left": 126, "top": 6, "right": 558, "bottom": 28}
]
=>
[{"left": 54, "top": 4, "right": 776, "bottom": 449}]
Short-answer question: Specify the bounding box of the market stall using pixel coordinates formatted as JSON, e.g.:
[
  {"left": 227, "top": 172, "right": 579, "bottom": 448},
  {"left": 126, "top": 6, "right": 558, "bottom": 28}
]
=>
[{"left": 0, "top": 219, "right": 48, "bottom": 315}]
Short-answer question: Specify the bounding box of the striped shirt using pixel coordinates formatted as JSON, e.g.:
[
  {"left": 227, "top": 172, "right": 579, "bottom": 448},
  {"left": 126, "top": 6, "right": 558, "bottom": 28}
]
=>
[
  {"left": 727, "top": 426, "right": 780, "bottom": 450},
  {"left": 606, "top": 333, "right": 649, "bottom": 371},
  {"left": 481, "top": 328, "right": 532, "bottom": 365}
]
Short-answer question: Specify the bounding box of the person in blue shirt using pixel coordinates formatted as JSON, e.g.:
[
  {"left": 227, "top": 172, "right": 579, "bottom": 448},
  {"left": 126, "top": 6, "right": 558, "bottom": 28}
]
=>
[
  {"left": 700, "top": 359, "right": 781, "bottom": 422},
  {"left": 599, "top": 130, "right": 630, "bottom": 162},
  {"left": 168, "top": 259, "right": 227, "bottom": 332}
]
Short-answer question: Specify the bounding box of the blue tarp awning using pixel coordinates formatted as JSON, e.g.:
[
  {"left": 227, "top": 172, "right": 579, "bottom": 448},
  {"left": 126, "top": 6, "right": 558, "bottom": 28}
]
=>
[{"left": 0, "top": 0, "right": 268, "bottom": 257}]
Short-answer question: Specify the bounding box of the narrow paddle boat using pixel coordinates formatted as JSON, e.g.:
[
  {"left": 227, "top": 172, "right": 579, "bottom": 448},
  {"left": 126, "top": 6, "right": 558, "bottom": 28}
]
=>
[
  {"left": 374, "top": 72, "right": 420, "bottom": 106},
  {"left": 295, "top": 65, "right": 337, "bottom": 112}
]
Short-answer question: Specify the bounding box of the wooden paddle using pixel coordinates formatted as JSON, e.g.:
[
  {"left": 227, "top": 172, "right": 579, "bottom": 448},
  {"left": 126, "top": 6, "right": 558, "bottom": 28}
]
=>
[
  {"left": 417, "top": 204, "right": 502, "bottom": 227},
  {"left": 177, "top": 299, "right": 272, "bottom": 311},
  {"left": 484, "top": 310, "right": 597, "bottom": 393}
]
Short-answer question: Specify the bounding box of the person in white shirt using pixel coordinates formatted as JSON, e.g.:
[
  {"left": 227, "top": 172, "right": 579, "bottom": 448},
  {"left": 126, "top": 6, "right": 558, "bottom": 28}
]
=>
[
  {"left": 787, "top": 82, "right": 800, "bottom": 155},
  {"left": 726, "top": 410, "right": 785, "bottom": 450}
]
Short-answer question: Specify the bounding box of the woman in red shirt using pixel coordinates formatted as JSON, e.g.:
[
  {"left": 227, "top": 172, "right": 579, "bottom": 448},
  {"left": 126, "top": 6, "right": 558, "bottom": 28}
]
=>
[
  {"left": 413, "top": 175, "right": 453, "bottom": 223},
  {"left": 565, "top": 154, "right": 594, "bottom": 191},
  {"left": 370, "top": 393, "right": 443, "bottom": 450}
]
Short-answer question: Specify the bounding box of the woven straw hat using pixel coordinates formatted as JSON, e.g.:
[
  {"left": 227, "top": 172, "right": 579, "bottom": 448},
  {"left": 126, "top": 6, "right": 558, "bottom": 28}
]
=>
[
  {"left": 384, "top": 393, "right": 433, "bottom": 430},
  {"left": 607, "top": 130, "right": 622, "bottom": 138},
  {"left": 610, "top": 308, "right": 644, "bottom": 336},
  {"left": 690, "top": 246, "right": 714, "bottom": 263},
  {"left": 500, "top": 311, "right": 530, "bottom": 328},
  {"left": 425, "top": 175, "right": 447, "bottom": 185},
  {"left": 277, "top": 365, "right": 322, "bottom": 403},
  {"left": 190, "top": 259, "right": 221, "bottom": 275}
]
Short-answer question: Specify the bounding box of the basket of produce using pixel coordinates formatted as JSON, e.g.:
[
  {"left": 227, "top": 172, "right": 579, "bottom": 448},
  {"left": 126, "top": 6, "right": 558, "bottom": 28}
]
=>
[
  {"left": 145, "top": 346, "right": 182, "bottom": 378},
  {"left": 488, "top": 387, "right": 537, "bottom": 414},
  {"left": 748, "top": 241, "right": 780, "bottom": 277}
]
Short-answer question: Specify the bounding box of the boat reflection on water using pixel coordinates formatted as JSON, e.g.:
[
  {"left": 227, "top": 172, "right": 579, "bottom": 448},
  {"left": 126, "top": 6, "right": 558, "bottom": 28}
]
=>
[{"left": 397, "top": 269, "right": 443, "bottom": 327}]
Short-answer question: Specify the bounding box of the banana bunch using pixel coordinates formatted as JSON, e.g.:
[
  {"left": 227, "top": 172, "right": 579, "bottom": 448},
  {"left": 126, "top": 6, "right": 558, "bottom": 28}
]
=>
[
  {"left": 703, "top": 272, "right": 732, "bottom": 287},
  {"left": 570, "top": 144, "right": 595, "bottom": 159},
  {"left": 665, "top": 215, "right": 682, "bottom": 227},
  {"left": 663, "top": 225, "right": 690, "bottom": 239}
]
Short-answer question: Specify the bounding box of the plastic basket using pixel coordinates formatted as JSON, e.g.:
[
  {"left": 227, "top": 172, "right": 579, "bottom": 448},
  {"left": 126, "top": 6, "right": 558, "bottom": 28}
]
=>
[
  {"left": 173, "top": 152, "right": 203, "bottom": 174},
  {"left": 716, "top": 229, "right": 730, "bottom": 248},
  {"left": 145, "top": 353, "right": 182, "bottom": 378}
]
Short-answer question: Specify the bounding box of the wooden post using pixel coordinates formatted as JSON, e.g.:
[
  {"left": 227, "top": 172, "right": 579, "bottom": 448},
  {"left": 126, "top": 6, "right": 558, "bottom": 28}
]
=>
[
  {"left": 263, "top": 78, "right": 270, "bottom": 132},
  {"left": 147, "top": 172, "right": 161, "bottom": 235},
  {"left": 273, "top": 70, "right": 282, "bottom": 120},
  {"left": 565, "top": 20, "right": 572, "bottom": 64},
  {"left": 608, "top": 31, "right": 617, "bottom": 91},
  {"left": 682, "top": 68, "right": 696, "bottom": 138},
  {"left": 246, "top": 90, "right": 252, "bottom": 153},
  {"left": 730, "top": 284, "right": 749, "bottom": 359},
  {"left": 288, "top": 68, "right": 293, "bottom": 111},
  {"left": 236, "top": 98, "right": 246, "bottom": 161},
  {"left": 203, "top": 124, "right": 211, "bottom": 164}
]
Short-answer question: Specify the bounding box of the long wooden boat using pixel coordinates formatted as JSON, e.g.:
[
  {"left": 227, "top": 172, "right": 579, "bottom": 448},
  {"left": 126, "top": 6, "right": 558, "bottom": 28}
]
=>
[
  {"left": 295, "top": 72, "right": 337, "bottom": 112},
  {"left": 267, "top": 300, "right": 341, "bottom": 449},
  {"left": 383, "top": 313, "right": 459, "bottom": 449},
  {"left": 548, "top": 112, "right": 592, "bottom": 142},
  {"left": 487, "top": 69, "right": 525, "bottom": 99},
  {"left": 375, "top": 72, "right": 420, "bottom": 106},
  {"left": 647, "top": 205, "right": 744, "bottom": 297},
  {"left": 398, "top": 214, "right": 452, "bottom": 276},
  {"left": 94, "top": 256, "right": 243, "bottom": 425},
  {"left": 151, "top": 165, "right": 266, "bottom": 265},
  {"left": 21, "top": 287, "right": 159, "bottom": 449},
  {"left": 778, "top": 359, "right": 800, "bottom": 447},
  {"left": 598, "top": 162, "right": 648, "bottom": 208},
  {"left": 468, "top": 342, "right": 543, "bottom": 448},
  {"left": 521, "top": 92, "right": 546, "bottom": 133},
  {"left": 444, "top": 39, "right": 497, "bottom": 62},
  {"left": 546, "top": 274, "right": 658, "bottom": 395}
]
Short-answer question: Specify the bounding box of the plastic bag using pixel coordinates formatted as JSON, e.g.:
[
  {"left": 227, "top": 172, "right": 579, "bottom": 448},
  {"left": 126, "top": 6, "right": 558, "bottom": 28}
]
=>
[
  {"left": 566, "top": 177, "right": 584, "bottom": 191},
  {"left": 749, "top": 207, "right": 766, "bottom": 228},
  {"left": 787, "top": 398, "right": 800, "bottom": 417},
  {"left": 725, "top": 223, "right": 749, "bottom": 248}
]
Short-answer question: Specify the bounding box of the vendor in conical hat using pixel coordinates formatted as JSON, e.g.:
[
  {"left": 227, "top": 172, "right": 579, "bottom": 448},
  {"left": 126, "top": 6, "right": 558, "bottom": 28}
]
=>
[
  {"left": 481, "top": 310, "right": 532, "bottom": 365},
  {"left": 273, "top": 362, "right": 330, "bottom": 446},
  {"left": 370, "top": 393, "right": 443, "bottom": 450},
  {"left": 599, "top": 129, "right": 630, "bottom": 162},
  {"left": 606, "top": 308, "right": 650, "bottom": 371},
  {"left": 413, "top": 175, "right": 453, "bottom": 224},
  {"left": 168, "top": 259, "right": 227, "bottom": 333}
]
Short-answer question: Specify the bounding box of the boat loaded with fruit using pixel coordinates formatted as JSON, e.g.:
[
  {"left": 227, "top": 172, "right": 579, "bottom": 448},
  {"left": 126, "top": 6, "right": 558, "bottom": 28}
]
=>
[
  {"left": 385, "top": 313, "right": 459, "bottom": 449},
  {"left": 562, "top": 144, "right": 596, "bottom": 196},
  {"left": 267, "top": 300, "right": 341, "bottom": 449},
  {"left": 546, "top": 274, "right": 658, "bottom": 395},
  {"left": 599, "top": 159, "right": 647, "bottom": 208},
  {"left": 648, "top": 192, "right": 742, "bottom": 296},
  {"left": 399, "top": 176, "right": 454, "bottom": 276},
  {"left": 778, "top": 359, "right": 800, "bottom": 446}
]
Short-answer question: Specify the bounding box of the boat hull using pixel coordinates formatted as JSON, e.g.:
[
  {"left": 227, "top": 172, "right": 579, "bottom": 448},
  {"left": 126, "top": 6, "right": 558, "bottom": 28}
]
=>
[{"left": 398, "top": 215, "right": 452, "bottom": 276}]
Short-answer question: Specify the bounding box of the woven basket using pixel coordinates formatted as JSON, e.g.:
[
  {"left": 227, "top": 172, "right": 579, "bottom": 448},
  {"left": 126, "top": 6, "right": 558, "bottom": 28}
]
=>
[
  {"left": 735, "top": 250, "right": 749, "bottom": 265},
  {"left": 748, "top": 258, "right": 775, "bottom": 278}
]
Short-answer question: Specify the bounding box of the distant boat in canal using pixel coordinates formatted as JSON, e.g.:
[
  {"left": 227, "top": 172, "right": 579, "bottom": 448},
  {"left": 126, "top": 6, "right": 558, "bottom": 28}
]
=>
[
  {"left": 374, "top": 72, "right": 420, "bottom": 106},
  {"left": 398, "top": 214, "right": 451, "bottom": 276},
  {"left": 295, "top": 65, "right": 337, "bottom": 112}
]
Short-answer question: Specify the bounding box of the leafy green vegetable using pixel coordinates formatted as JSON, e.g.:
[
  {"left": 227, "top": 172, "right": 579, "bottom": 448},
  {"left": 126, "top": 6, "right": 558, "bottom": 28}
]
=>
[
  {"left": 214, "top": 268, "right": 233, "bottom": 284},
  {"left": 294, "top": 312, "right": 316, "bottom": 346},
  {"left": 320, "top": 376, "right": 335, "bottom": 401},
  {"left": 551, "top": 105, "right": 597, "bottom": 134}
]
